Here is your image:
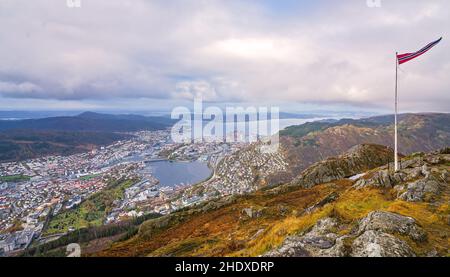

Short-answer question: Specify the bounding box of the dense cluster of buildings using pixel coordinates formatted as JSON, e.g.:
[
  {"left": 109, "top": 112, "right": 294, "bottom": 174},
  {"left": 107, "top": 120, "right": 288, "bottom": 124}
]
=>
[
  {"left": 182, "top": 143, "right": 288, "bottom": 198},
  {"left": 0, "top": 128, "right": 287, "bottom": 256},
  {"left": 0, "top": 130, "right": 170, "bottom": 255}
]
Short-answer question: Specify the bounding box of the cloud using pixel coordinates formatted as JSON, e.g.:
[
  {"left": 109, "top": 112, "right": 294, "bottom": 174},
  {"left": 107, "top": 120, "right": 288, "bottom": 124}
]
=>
[
  {"left": 174, "top": 80, "right": 218, "bottom": 101},
  {"left": 0, "top": 0, "right": 448, "bottom": 112},
  {"left": 0, "top": 81, "right": 42, "bottom": 95}
]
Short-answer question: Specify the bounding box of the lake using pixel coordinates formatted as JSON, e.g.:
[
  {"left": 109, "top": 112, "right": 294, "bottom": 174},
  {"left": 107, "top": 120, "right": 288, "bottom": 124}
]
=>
[{"left": 146, "top": 160, "right": 212, "bottom": 187}]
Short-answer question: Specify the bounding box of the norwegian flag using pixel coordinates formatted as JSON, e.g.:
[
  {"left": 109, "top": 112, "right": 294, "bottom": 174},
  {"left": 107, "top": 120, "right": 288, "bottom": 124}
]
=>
[{"left": 397, "top": 37, "right": 442, "bottom": 65}]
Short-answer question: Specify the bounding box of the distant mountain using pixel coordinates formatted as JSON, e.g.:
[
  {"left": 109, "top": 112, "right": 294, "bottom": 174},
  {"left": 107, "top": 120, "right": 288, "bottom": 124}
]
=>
[
  {"left": 0, "top": 112, "right": 177, "bottom": 162},
  {"left": 278, "top": 112, "right": 320, "bottom": 119},
  {"left": 0, "top": 130, "right": 132, "bottom": 162},
  {"left": 0, "top": 111, "right": 81, "bottom": 120},
  {"left": 0, "top": 112, "right": 176, "bottom": 133}
]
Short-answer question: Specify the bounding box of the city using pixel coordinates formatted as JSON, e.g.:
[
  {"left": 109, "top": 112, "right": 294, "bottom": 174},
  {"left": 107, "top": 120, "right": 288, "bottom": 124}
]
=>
[{"left": 0, "top": 128, "right": 287, "bottom": 255}]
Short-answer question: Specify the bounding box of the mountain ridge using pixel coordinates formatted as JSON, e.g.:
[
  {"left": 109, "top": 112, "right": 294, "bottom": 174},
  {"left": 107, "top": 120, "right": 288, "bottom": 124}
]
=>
[
  {"left": 267, "top": 112, "right": 450, "bottom": 186},
  {"left": 0, "top": 111, "right": 176, "bottom": 133},
  {"left": 0, "top": 112, "right": 176, "bottom": 162}
]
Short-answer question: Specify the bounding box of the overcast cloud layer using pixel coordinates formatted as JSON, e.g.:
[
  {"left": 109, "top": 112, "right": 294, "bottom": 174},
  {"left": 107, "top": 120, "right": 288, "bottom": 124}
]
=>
[{"left": 0, "top": 0, "right": 448, "bottom": 112}]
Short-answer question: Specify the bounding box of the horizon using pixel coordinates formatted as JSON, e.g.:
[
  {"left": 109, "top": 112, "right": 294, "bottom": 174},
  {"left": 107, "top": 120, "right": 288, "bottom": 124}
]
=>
[{"left": 0, "top": 109, "right": 447, "bottom": 122}]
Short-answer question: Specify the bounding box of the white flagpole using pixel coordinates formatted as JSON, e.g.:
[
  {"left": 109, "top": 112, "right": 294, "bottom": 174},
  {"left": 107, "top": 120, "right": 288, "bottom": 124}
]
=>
[{"left": 394, "top": 52, "right": 399, "bottom": 171}]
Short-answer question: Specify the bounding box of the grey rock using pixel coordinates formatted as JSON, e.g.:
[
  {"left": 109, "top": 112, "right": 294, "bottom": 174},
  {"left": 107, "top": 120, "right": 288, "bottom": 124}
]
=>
[
  {"left": 241, "top": 207, "right": 263, "bottom": 219},
  {"left": 393, "top": 172, "right": 406, "bottom": 183},
  {"left": 409, "top": 167, "right": 423, "bottom": 180},
  {"left": 422, "top": 164, "right": 430, "bottom": 177},
  {"left": 301, "top": 236, "right": 335, "bottom": 249},
  {"left": 317, "top": 236, "right": 348, "bottom": 257},
  {"left": 309, "top": 217, "right": 338, "bottom": 235},
  {"left": 427, "top": 249, "right": 438, "bottom": 257},
  {"left": 351, "top": 230, "right": 415, "bottom": 257},
  {"left": 263, "top": 236, "right": 311, "bottom": 257},
  {"left": 425, "top": 156, "right": 442, "bottom": 165},
  {"left": 401, "top": 157, "right": 423, "bottom": 169},
  {"left": 398, "top": 176, "right": 443, "bottom": 202},
  {"left": 353, "top": 169, "right": 394, "bottom": 189},
  {"left": 264, "top": 218, "right": 343, "bottom": 257},
  {"left": 265, "top": 212, "right": 423, "bottom": 257},
  {"left": 357, "top": 211, "right": 427, "bottom": 242}
]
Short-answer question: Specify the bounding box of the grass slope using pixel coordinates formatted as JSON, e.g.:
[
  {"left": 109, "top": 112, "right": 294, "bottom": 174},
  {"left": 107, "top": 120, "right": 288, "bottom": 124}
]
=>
[{"left": 94, "top": 163, "right": 449, "bottom": 257}]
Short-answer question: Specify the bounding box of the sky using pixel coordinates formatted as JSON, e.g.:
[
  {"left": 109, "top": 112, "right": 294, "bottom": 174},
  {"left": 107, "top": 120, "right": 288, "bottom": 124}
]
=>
[{"left": 0, "top": 0, "right": 449, "bottom": 113}]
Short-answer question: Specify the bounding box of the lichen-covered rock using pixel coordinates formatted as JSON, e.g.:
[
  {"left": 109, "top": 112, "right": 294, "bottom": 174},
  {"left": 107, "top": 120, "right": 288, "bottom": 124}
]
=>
[
  {"left": 351, "top": 230, "right": 415, "bottom": 257},
  {"left": 309, "top": 217, "right": 338, "bottom": 235},
  {"left": 398, "top": 176, "right": 443, "bottom": 202},
  {"left": 265, "top": 211, "right": 426, "bottom": 257},
  {"left": 400, "top": 157, "right": 424, "bottom": 169},
  {"left": 264, "top": 218, "right": 346, "bottom": 257},
  {"left": 353, "top": 169, "right": 395, "bottom": 189},
  {"left": 357, "top": 211, "right": 427, "bottom": 242},
  {"left": 263, "top": 237, "right": 311, "bottom": 257},
  {"left": 422, "top": 164, "right": 430, "bottom": 177}
]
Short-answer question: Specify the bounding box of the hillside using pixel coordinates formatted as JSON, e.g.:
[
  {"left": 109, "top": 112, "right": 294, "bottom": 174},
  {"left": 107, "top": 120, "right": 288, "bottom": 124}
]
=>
[
  {"left": 0, "top": 112, "right": 176, "bottom": 162},
  {"left": 87, "top": 146, "right": 449, "bottom": 257},
  {"left": 268, "top": 113, "right": 450, "bottom": 185},
  {"left": 0, "top": 130, "right": 132, "bottom": 162},
  {"left": 28, "top": 145, "right": 449, "bottom": 257},
  {"left": 0, "top": 112, "right": 175, "bottom": 133}
]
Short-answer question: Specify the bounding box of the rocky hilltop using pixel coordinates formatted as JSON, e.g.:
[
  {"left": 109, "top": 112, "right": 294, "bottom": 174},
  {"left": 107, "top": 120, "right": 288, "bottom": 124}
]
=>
[{"left": 265, "top": 148, "right": 449, "bottom": 257}]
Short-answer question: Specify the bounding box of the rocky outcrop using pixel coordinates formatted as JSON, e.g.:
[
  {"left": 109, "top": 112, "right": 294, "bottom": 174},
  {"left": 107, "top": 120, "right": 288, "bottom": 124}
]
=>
[
  {"left": 353, "top": 169, "right": 396, "bottom": 189},
  {"left": 264, "top": 218, "right": 347, "bottom": 257},
  {"left": 351, "top": 230, "right": 415, "bottom": 257},
  {"left": 397, "top": 176, "right": 444, "bottom": 202},
  {"left": 291, "top": 144, "right": 394, "bottom": 188},
  {"left": 353, "top": 151, "right": 449, "bottom": 203},
  {"left": 357, "top": 211, "right": 427, "bottom": 242},
  {"left": 265, "top": 211, "right": 426, "bottom": 257}
]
